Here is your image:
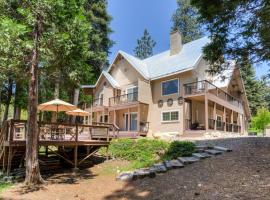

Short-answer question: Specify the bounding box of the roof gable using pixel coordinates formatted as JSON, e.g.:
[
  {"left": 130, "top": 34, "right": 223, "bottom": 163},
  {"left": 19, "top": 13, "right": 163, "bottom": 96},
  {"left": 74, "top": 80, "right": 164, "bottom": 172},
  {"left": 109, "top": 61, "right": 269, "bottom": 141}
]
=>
[{"left": 106, "top": 36, "right": 210, "bottom": 81}]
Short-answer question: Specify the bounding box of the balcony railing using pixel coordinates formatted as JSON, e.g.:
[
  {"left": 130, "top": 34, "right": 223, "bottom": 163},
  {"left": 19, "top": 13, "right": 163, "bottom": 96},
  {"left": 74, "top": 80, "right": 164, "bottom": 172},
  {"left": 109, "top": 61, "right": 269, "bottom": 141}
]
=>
[
  {"left": 109, "top": 92, "right": 138, "bottom": 106},
  {"left": 185, "top": 118, "right": 241, "bottom": 133},
  {"left": 92, "top": 98, "right": 103, "bottom": 107},
  {"left": 184, "top": 80, "right": 243, "bottom": 109}
]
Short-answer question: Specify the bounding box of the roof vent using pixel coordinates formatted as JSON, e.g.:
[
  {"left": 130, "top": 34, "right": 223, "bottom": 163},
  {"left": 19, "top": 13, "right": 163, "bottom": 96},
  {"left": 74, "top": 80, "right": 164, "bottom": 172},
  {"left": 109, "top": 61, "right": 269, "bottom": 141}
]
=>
[{"left": 170, "top": 30, "right": 182, "bottom": 56}]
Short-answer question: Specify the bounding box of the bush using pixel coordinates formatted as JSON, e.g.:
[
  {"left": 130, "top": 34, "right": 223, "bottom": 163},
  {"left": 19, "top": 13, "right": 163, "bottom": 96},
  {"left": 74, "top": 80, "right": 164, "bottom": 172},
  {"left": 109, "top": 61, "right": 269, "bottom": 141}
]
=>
[
  {"left": 250, "top": 107, "right": 270, "bottom": 132},
  {"left": 163, "top": 141, "right": 195, "bottom": 160},
  {"left": 99, "top": 139, "right": 196, "bottom": 169},
  {"left": 100, "top": 138, "right": 169, "bottom": 168}
]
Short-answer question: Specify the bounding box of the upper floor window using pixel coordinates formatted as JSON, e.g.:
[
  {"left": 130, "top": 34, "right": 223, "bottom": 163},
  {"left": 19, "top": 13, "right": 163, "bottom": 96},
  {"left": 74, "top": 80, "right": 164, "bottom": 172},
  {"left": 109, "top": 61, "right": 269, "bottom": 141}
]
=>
[
  {"left": 161, "top": 79, "right": 179, "bottom": 96},
  {"left": 126, "top": 86, "right": 138, "bottom": 102}
]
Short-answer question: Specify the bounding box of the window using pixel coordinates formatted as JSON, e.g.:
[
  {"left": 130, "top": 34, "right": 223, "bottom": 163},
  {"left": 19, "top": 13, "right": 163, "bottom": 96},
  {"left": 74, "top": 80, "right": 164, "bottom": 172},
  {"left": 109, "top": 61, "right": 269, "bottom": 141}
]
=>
[
  {"left": 126, "top": 86, "right": 138, "bottom": 102},
  {"left": 162, "top": 111, "right": 179, "bottom": 122},
  {"left": 161, "top": 79, "right": 179, "bottom": 96}
]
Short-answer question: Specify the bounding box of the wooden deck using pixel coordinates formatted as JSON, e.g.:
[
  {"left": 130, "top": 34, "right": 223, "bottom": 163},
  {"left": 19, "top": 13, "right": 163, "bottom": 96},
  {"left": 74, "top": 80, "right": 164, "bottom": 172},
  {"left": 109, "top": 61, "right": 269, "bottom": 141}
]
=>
[{"left": 0, "top": 120, "right": 114, "bottom": 175}]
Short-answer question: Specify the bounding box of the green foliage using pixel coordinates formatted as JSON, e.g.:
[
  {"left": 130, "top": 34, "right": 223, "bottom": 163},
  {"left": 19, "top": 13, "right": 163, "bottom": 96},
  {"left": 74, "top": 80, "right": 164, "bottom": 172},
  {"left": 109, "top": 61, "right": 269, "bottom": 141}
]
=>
[
  {"left": 192, "top": 0, "right": 270, "bottom": 73},
  {"left": 172, "top": 0, "right": 202, "bottom": 43},
  {"left": 163, "top": 141, "right": 195, "bottom": 160},
  {"left": 100, "top": 139, "right": 196, "bottom": 169},
  {"left": 134, "top": 29, "right": 156, "bottom": 59},
  {"left": 240, "top": 58, "right": 269, "bottom": 115},
  {"left": 100, "top": 138, "right": 168, "bottom": 168},
  {"left": 0, "top": 181, "right": 12, "bottom": 194},
  {"left": 250, "top": 107, "right": 270, "bottom": 132}
]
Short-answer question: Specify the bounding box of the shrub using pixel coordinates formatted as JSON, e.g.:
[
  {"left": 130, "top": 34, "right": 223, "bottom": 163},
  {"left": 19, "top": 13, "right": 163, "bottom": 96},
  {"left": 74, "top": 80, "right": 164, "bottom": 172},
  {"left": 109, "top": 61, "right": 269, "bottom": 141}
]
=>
[
  {"left": 163, "top": 141, "right": 195, "bottom": 160},
  {"left": 99, "top": 139, "right": 196, "bottom": 169},
  {"left": 99, "top": 138, "right": 169, "bottom": 168},
  {"left": 250, "top": 107, "right": 270, "bottom": 132}
]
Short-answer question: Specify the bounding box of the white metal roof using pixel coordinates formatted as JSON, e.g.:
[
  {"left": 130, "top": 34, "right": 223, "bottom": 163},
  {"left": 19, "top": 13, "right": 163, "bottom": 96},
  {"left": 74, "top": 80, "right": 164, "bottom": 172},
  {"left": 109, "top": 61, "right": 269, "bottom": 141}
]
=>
[
  {"left": 108, "top": 37, "right": 210, "bottom": 80},
  {"left": 144, "top": 37, "right": 210, "bottom": 79}
]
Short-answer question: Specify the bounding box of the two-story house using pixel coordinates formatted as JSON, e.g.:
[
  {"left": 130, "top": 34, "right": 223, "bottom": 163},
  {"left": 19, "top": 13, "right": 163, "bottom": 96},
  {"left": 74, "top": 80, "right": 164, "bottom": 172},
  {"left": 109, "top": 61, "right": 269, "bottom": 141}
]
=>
[{"left": 82, "top": 31, "right": 251, "bottom": 138}]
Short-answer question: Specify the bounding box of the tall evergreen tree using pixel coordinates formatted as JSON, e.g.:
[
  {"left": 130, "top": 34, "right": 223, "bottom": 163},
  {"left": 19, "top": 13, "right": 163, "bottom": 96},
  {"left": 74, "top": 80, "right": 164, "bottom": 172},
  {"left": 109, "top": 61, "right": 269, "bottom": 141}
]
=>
[
  {"left": 171, "top": 0, "right": 202, "bottom": 43},
  {"left": 84, "top": 0, "right": 114, "bottom": 78},
  {"left": 134, "top": 29, "right": 156, "bottom": 59},
  {"left": 192, "top": 0, "right": 270, "bottom": 74},
  {"left": 0, "top": 0, "right": 93, "bottom": 186},
  {"left": 240, "top": 58, "right": 268, "bottom": 115}
]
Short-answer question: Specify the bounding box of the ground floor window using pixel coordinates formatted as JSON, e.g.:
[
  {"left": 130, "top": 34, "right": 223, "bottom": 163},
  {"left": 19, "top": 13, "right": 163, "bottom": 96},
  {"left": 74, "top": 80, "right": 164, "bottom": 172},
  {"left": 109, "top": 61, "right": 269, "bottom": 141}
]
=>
[{"left": 161, "top": 111, "right": 179, "bottom": 122}]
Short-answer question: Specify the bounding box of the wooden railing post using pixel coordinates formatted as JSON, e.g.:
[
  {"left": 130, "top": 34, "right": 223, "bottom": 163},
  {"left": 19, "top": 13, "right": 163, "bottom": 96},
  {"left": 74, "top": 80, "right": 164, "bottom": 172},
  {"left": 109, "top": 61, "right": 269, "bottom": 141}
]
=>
[{"left": 75, "top": 123, "right": 78, "bottom": 142}]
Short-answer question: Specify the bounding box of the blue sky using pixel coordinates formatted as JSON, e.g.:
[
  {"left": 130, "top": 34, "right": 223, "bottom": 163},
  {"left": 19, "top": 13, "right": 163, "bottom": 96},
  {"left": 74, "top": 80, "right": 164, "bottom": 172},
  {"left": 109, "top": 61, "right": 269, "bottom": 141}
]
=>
[{"left": 107, "top": 0, "right": 268, "bottom": 78}]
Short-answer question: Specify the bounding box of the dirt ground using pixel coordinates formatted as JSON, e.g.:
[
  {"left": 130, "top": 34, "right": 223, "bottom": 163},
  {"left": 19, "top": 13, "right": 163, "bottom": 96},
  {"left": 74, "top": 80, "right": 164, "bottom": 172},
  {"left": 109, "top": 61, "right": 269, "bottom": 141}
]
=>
[{"left": 2, "top": 137, "right": 270, "bottom": 200}]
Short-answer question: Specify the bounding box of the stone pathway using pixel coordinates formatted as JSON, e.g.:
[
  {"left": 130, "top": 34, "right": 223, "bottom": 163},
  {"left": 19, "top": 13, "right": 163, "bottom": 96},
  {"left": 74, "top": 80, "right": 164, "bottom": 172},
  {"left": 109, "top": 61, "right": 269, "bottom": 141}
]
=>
[{"left": 116, "top": 145, "right": 231, "bottom": 181}]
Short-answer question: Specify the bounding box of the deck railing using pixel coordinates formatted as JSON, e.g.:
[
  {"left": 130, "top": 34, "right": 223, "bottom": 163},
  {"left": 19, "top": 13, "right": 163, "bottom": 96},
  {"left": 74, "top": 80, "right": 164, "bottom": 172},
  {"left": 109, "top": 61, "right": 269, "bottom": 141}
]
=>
[
  {"left": 109, "top": 92, "right": 138, "bottom": 106},
  {"left": 1, "top": 119, "right": 110, "bottom": 142},
  {"left": 92, "top": 97, "right": 103, "bottom": 107},
  {"left": 184, "top": 80, "right": 243, "bottom": 109},
  {"left": 185, "top": 118, "right": 241, "bottom": 133}
]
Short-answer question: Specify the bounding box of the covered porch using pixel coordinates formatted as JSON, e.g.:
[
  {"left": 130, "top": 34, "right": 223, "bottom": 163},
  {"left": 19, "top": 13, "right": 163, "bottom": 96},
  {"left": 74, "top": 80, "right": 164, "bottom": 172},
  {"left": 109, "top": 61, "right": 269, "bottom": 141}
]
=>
[
  {"left": 108, "top": 102, "right": 149, "bottom": 137},
  {"left": 183, "top": 97, "right": 244, "bottom": 135}
]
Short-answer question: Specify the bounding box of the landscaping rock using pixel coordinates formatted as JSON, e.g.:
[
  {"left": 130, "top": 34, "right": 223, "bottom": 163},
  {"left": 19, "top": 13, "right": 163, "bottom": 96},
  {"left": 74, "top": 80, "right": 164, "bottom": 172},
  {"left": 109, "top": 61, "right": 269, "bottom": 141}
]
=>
[
  {"left": 152, "top": 163, "right": 167, "bottom": 173},
  {"left": 134, "top": 168, "right": 156, "bottom": 179},
  {"left": 163, "top": 160, "right": 173, "bottom": 169},
  {"left": 116, "top": 172, "right": 134, "bottom": 181},
  {"left": 213, "top": 146, "right": 232, "bottom": 152},
  {"left": 169, "top": 160, "right": 184, "bottom": 168},
  {"left": 192, "top": 153, "right": 211, "bottom": 159},
  {"left": 205, "top": 149, "right": 223, "bottom": 155},
  {"left": 178, "top": 157, "right": 199, "bottom": 164}
]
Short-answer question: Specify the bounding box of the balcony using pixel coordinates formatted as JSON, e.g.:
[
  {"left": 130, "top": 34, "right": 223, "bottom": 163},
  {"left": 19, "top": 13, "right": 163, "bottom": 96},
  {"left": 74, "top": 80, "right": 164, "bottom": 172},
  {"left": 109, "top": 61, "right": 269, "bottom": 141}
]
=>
[
  {"left": 109, "top": 92, "right": 138, "bottom": 106},
  {"left": 184, "top": 80, "right": 243, "bottom": 109},
  {"left": 92, "top": 98, "right": 103, "bottom": 107}
]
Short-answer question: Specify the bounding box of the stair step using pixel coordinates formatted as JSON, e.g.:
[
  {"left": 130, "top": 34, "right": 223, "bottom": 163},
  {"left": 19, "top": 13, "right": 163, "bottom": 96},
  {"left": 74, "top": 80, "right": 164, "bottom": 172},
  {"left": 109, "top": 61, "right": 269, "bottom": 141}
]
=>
[
  {"left": 205, "top": 149, "right": 223, "bottom": 155},
  {"left": 213, "top": 146, "right": 232, "bottom": 152},
  {"left": 192, "top": 153, "right": 211, "bottom": 159},
  {"left": 177, "top": 156, "right": 199, "bottom": 164}
]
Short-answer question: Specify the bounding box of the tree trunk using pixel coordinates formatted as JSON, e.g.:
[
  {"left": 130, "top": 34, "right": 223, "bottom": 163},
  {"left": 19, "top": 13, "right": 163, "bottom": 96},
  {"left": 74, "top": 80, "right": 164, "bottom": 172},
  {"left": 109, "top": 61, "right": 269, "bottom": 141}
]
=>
[
  {"left": 71, "top": 88, "right": 80, "bottom": 123},
  {"left": 51, "top": 78, "right": 60, "bottom": 122},
  {"left": 25, "top": 21, "right": 44, "bottom": 186},
  {"left": 13, "top": 83, "right": 21, "bottom": 120},
  {"left": 2, "top": 78, "right": 13, "bottom": 125},
  {"left": 0, "top": 84, "right": 2, "bottom": 125}
]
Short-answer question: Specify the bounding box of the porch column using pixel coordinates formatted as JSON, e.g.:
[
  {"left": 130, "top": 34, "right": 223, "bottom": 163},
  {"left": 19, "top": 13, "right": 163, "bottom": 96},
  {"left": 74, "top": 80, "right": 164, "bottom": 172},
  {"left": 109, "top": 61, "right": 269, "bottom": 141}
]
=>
[
  {"left": 113, "top": 109, "right": 116, "bottom": 125},
  {"left": 127, "top": 108, "right": 130, "bottom": 131},
  {"left": 231, "top": 110, "right": 233, "bottom": 124},
  {"left": 137, "top": 104, "right": 140, "bottom": 132},
  {"left": 205, "top": 96, "right": 208, "bottom": 131},
  {"left": 183, "top": 99, "right": 186, "bottom": 130},
  {"left": 102, "top": 109, "right": 105, "bottom": 123},
  {"left": 213, "top": 102, "right": 217, "bottom": 130},
  {"left": 223, "top": 107, "right": 226, "bottom": 132}
]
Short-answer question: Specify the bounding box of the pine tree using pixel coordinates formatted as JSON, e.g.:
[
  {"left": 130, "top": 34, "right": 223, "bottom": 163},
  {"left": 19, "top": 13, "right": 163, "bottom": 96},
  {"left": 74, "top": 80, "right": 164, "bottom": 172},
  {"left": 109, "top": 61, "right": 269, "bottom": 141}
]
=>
[
  {"left": 240, "top": 58, "right": 268, "bottom": 115},
  {"left": 171, "top": 0, "right": 202, "bottom": 43},
  {"left": 84, "top": 0, "right": 114, "bottom": 78},
  {"left": 134, "top": 29, "right": 156, "bottom": 59}
]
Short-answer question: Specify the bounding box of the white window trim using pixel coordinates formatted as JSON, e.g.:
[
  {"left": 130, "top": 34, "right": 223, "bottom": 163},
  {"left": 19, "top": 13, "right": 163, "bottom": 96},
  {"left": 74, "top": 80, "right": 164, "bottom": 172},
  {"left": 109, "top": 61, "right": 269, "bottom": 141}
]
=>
[
  {"left": 161, "top": 78, "right": 180, "bottom": 96},
  {"left": 125, "top": 85, "right": 138, "bottom": 94},
  {"left": 161, "top": 110, "right": 180, "bottom": 123},
  {"left": 124, "top": 112, "right": 138, "bottom": 131}
]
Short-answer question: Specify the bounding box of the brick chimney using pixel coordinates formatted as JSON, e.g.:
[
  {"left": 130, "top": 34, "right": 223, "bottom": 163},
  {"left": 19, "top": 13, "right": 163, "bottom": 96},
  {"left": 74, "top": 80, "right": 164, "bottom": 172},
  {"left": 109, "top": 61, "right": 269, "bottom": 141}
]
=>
[{"left": 170, "top": 30, "right": 182, "bottom": 55}]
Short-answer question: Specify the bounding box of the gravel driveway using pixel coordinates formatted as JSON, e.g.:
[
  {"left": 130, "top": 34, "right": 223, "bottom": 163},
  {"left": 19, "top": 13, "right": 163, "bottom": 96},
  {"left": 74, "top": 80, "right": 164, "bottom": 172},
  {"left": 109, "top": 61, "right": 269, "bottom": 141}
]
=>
[{"left": 2, "top": 137, "right": 270, "bottom": 200}]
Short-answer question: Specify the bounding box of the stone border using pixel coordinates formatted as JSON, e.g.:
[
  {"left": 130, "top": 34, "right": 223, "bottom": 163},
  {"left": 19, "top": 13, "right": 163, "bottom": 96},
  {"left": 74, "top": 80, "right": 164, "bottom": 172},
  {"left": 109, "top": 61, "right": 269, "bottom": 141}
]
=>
[{"left": 116, "top": 146, "right": 232, "bottom": 181}]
